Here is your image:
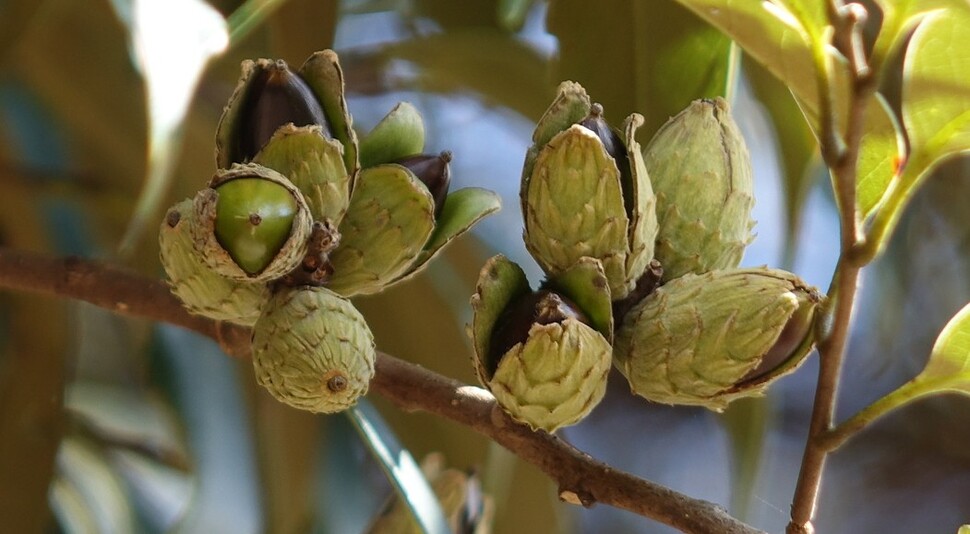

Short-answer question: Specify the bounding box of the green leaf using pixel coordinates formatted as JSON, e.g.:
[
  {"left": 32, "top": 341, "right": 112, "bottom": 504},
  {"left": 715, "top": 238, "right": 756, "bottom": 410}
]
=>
[
  {"left": 113, "top": 0, "right": 228, "bottom": 254},
  {"left": 871, "top": 0, "right": 965, "bottom": 74},
  {"left": 346, "top": 401, "right": 452, "bottom": 534},
  {"left": 549, "top": 0, "right": 735, "bottom": 136},
  {"left": 903, "top": 8, "right": 970, "bottom": 167},
  {"left": 958, "top": 525, "right": 970, "bottom": 534},
  {"left": 856, "top": 94, "right": 906, "bottom": 218},
  {"left": 378, "top": 29, "right": 552, "bottom": 120},
  {"left": 914, "top": 302, "right": 970, "bottom": 393},
  {"left": 865, "top": 5, "right": 970, "bottom": 257},
  {"left": 676, "top": 0, "right": 820, "bottom": 111}
]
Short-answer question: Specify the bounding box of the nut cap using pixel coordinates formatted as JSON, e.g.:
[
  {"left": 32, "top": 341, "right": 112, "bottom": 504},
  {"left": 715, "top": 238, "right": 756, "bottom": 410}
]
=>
[
  {"left": 613, "top": 267, "right": 821, "bottom": 410},
  {"left": 644, "top": 98, "right": 755, "bottom": 281},
  {"left": 159, "top": 199, "right": 270, "bottom": 325},
  {"left": 252, "top": 286, "right": 376, "bottom": 413}
]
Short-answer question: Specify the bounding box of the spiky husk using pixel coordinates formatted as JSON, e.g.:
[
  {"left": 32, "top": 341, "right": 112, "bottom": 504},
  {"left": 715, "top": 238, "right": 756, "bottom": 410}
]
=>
[
  {"left": 159, "top": 199, "right": 270, "bottom": 325},
  {"left": 644, "top": 98, "right": 755, "bottom": 282},
  {"left": 252, "top": 286, "right": 376, "bottom": 413},
  {"left": 488, "top": 319, "right": 611, "bottom": 432},
  {"left": 613, "top": 268, "right": 819, "bottom": 411}
]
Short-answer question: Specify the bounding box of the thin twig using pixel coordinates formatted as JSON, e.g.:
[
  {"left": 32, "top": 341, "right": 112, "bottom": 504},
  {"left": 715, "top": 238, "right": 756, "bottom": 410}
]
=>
[
  {"left": 0, "top": 247, "right": 763, "bottom": 534},
  {"left": 787, "top": 3, "right": 877, "bottom": 533}
]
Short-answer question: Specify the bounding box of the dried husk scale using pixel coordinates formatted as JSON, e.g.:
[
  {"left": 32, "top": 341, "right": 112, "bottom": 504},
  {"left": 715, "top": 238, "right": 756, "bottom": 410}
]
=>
[{"left": 159, "top": 199, "right": 270, "bottom": 325}]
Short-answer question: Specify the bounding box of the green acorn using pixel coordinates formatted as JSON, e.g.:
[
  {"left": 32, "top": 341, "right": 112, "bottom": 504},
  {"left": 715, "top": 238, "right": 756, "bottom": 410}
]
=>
[
  {"left": 252, "top": 286, "right": 376, "bottom": 413},
  {"left": 613, "top": 268, "right": 821, "bottom": 410},
  {"left": 643, "top": 98, "right": 755, "bottom": 282},
  {"left": 158, "top": 199, "right": 270, "bottom": 325},
  {"left": 217, "top": 51, "right": 358, "bottom": 223},
  {"left": 521, "top": 82, "right": 658, "bottom": 300},
  {"left": 191, "top": 163, "right": 313, "bottom": 282},
  {"left": 469, "top": 255, "right": 613, "bottom": 432}
]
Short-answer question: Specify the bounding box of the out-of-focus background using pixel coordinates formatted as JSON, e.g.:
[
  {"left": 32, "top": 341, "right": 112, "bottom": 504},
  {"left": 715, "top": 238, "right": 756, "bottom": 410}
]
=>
[{"left": 0, "top": 1, "right": 968, "bottom": 533}]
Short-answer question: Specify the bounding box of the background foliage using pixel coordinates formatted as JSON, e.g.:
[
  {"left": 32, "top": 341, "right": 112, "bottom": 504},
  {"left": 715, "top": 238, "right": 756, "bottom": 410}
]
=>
[{"left": 0, "top": 0, "right": 968, "bottom": 533}]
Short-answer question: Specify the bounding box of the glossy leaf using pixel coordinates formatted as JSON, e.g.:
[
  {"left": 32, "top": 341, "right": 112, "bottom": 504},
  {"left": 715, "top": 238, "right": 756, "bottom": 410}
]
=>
[
  {"left": 549, "top": 0, "right": 735, "bottom": 136},
  {"left": 856, "top": 94, "right": 906, "bottom": 218},
  {"left": 914, "top": 302, "right": 970, "bottom": 393},
  {"left": 347, "top": 401, "right": 452, "bottom": 534},
  {"left": 866, "top": 6, "right": 970, "bottom": 257},
  {"left": 902, "top": 8, "right": 970, "bottom": 167},
  {"left": 871, "top": 0, "right": 965, "bottom": 73}
]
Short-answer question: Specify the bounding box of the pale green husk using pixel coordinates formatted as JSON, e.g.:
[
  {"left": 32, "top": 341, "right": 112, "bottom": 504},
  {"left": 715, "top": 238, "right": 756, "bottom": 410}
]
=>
[
  {"left": 469, "top": 255, "right": 612, "bottom": 432},
  {"left": 489, "top": 320, "right": 611, "bottom": 433},
  {"left": 522, "top": 82, "right": 657, "bottom": 300},
  {"left": 359, "top": 101, "right": 426, "bottom": 168},
  {"left": 252, "top": 286, "right": 376, "bottom": 413},
  {"left": 254, "top": 124, "right": 351, "bottom": 223},
  {"left": 614, "top": 268, "right": 819, "bottom": 411},
  {"left": 644, "top": 98, "right": 755, "bottom": 282},
  {"left": 159, "top": 199, "right": 270, "bottom": 325},
  {"left": 326, "top": 164, "right": 436, "bottom": 296},
  {"left": 190, "top": 163, "right": 312, "bottom": 282}
]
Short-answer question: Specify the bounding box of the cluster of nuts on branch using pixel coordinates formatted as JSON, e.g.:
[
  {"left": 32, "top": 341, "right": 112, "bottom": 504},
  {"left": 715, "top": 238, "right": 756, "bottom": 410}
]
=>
[
  {"left": 469, "top": 83, "right": 823, "bottom": 432},
  {"left": 159, "top": 50, "right": 499, "bottom": 413}
]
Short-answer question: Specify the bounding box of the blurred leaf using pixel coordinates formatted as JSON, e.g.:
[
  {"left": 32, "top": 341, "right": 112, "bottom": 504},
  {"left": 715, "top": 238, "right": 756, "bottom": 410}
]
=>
[
  {"left": 720, "top": 397, "right": 769, "bottom": 521},
  {"left": 497, "top": 0, "right": 534, "bottom": 32},
  {"left": 744, "top": 57, "right": 818, "bottom": 266},
  {"left": 267, "top": 0, "right": 339, "bottom": 63},
  {"left": 867, "top": 6, "right": 970, "bottom": 256},
  {"left": 675, "top": 0, "right": 819, "bottom": 113},
  {"left": 377, "top": 29, "right": 551, "bottom": 120},
  {"left": 412, "top": 0, "right": 503, "bottom": 29},
  {"left": 226, "top": 0, "right": 290, "bottom": 46},
  {"left": 250, "top": 384, "right": 321, "bottom": 534},
  {"left": 52, "top": 436, "right": 138, "bottom": 533},
  {"left": 914, "top": 301, "right": 970, "bottom": 393},
  {"left": 347, "top": 400, "right": 451, "bottom": 534},
  {"left": 316, "top": 415, "right": 386, "bottom": 534},
  {"left": 49, "top": 477, "right": 98, "bottom": 534},
  {"left": 548, "top": 0, "right": 735, "bottom": 136},
  {"left": 114, "top": 0, "right": 228, "bottom": 254},
  {"left": 109, "top": 450, "right": 193, "bottom": 532}
]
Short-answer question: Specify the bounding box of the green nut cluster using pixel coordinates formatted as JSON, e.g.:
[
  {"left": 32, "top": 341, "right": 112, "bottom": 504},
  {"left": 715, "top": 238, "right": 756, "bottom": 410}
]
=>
[
  {"left": 469, "top": 82, "right": 824, "bottom": 425},
  {"left": 159, "top": 49, "right": 500, "bottom": 414},
  {"left": 470, "top": 255, "right": 613, "bottom": 432}
]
